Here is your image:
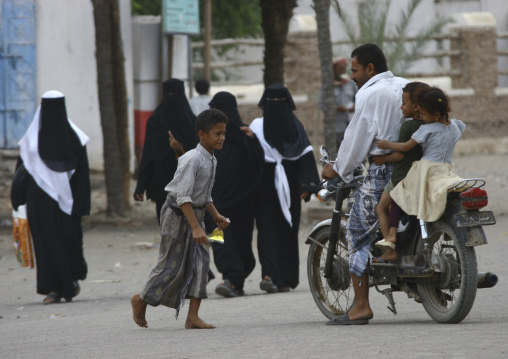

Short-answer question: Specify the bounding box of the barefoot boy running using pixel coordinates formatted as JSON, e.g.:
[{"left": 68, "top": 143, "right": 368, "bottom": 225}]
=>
[{"left": 132, "top": 108, "right": 230, "bottom": 329}]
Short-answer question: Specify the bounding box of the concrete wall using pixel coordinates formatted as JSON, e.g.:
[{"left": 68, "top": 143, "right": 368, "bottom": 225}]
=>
[
  {"left": 226, "top": 0, "right": 508, "bottom": 84},
  {"left": 35, "top": 0, "right": 134, "bottom": 171},
  {"left": 232, "top": 12, "right": 508, "bottom": 155},
  {"left": 126, "top": 7, "right": 508, "bottom": 160}
]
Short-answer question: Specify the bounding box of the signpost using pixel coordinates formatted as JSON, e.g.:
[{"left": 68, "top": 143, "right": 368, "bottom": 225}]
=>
[
  {"left": 161, "top": 0, "right": 200, "bottom": 97},
  {"left": 162, "top": 0, "right": 199, "bottom": 35}
]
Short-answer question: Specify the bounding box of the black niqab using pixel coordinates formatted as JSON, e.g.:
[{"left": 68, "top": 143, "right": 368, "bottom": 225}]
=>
[
  {"left": 144, "top": 78, "right": 198, "bottom": 161},
  {"left": 258, "top": 84, "right": 310, "bottom": 158},
  {"left": 208, "top": 91, "right": 244, "bottom": 142},
  {"left": 38, "top": 96, "right": 82, "bottom": 172}
]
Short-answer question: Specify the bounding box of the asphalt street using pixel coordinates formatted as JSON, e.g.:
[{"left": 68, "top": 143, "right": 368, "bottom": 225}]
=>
[{"left": 0, "top": 154, "right": 507, "bottom": 359}]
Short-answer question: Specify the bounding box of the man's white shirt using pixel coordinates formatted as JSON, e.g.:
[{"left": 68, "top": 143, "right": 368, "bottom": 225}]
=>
[{"left": 334, "top": 71, "right": 409, "bottom": 182}]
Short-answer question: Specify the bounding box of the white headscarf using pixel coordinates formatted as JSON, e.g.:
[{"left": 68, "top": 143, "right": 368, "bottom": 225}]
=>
[
  {"left": 250, "top": 117, "right": 313, "bottom": 227},
  {"left": 18, "top": 91, "right": 89, "bottom": 215}
]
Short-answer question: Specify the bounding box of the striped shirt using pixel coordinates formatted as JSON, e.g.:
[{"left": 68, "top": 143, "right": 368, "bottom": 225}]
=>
[{"left": 333, "top": 71, "right": 409, "bottom": 182}]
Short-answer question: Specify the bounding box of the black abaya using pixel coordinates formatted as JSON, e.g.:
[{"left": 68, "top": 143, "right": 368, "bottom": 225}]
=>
[
  {"left": 11, "top": 148, "right": 90, "bottom": 302},
  {"left": 134, "top": 79, "right": 198, "bottom": 222},
  {"left": 255, "top": 151, "right": 318, "bottom": 289},
  {"left": 252, "top": 84, "right": 320, "bottom": 289},
  {"left": 207, "top": 91, "right": 264, "bottom": 291}
]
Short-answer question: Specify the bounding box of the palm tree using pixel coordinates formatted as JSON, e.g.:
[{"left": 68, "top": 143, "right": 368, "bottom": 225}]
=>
[
  {"left": 313, "top": 0, "right": 336, "bottom": 152},
  {"left": 259, "top": 0, "right": 297, "bottom": 87},
  {"left": 91, "top": 0, "right": 131, "bottom": 217},
  {"left": 334, "top": 0, "right": 451, "bottom": 75}
]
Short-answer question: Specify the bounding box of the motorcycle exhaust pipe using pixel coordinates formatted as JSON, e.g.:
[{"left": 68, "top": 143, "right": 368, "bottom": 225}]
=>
[{"left": 477, "top": 272, "right": 498, "bottom": 289}]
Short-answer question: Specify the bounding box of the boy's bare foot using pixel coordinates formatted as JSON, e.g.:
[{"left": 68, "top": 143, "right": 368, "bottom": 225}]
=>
[
  {"left": 131, "top": 294, "right": 148, "bottom": 328},
  {"left": 385, "top": 234, "right": 396, "bottom": 244},
  {"left": 373, "top": 248, "right": 398, "bottom": 263},
  {"left": 185, "top": 316, "right": 216, "bottom": 329}
]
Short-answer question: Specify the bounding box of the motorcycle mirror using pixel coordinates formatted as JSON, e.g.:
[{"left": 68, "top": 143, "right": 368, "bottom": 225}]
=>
[{"left": 320, "top": 146, "right": 330, "bottom": 163}]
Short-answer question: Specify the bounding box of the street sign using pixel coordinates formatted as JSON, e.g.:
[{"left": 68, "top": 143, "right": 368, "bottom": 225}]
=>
[{"left": 162, "top": 0, "right": 200, "bottom": 35}]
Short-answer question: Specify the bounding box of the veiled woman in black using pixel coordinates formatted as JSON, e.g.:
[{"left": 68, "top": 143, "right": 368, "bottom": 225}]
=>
[
  {"left": 207, "top": 92, "right": 265, "bottom": 297},
  {"left": 250, "top": 84, "right": 320, "bottom": 293},
  {"left": 134, "top": 78, "right": 198, "bottom": 221},
  {"left": 11, "top": 90, "right": 91, "bottom": 304}
]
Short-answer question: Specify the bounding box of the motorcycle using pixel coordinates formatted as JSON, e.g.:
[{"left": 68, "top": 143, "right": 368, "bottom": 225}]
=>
[{"left": 306, "top": 146, "right": 498, "bottom": 324}]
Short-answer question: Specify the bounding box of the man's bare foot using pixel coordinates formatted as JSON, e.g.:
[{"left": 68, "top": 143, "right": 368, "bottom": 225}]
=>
[
  {"left": 373, "top": 248, "right": 398, "bottom": 262},
  {"left": 185, "top": 316, "right": 216, "bottom": 329},
  {"left": 131, "top": 294, "right": 148, "bottom": 328},
  {"left": 346, "top": 307, "right": 374, "bottom": 321}
]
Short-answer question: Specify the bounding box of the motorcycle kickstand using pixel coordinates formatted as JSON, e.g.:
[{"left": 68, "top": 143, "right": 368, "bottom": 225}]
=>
[{"left": 375, "top": 284, "right": 397, "bottom": 315}]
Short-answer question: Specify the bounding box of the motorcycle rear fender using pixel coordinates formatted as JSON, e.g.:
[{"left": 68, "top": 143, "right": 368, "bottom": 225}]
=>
[
  {"left": 432, "top": 198, "right": 488, "bottom": 247},
  {"left": 462, "top": 226, "right": 488, "bottom": 246},
  {"left": 305, "top": 219, "right": 332, "bottom": 245}
]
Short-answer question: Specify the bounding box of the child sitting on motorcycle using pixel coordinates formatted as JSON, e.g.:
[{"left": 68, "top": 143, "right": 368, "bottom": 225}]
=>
[
  {"left": 375, "top": 87, "right": 466, "bottom": 262},
  {"left": 372, "top": 82, "right": 429, "bottom": 261}
]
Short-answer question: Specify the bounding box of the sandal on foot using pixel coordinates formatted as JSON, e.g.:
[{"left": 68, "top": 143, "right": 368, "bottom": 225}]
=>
[
  {"left": 259, "top": 276, "right": 278, "bottom": 293},
  {"left": 375, "top": 239, "right": 396, "bottom": 251},
  {"left": 326, "top": 312, "right": 369, "bottom": 325},
  {"left": 278, "top": 286, "right": 291, "bottom": 293},
  {"left": 215, "top": 280, "right": 245, "bottom": 298},
  {"left": 43, "top": 292, "right": 61, "bottom": 305}
]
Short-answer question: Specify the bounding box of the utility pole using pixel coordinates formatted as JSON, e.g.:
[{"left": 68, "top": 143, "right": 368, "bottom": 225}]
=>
[{"left": 204, "top": 0, "right": 212, "bottom": 81}]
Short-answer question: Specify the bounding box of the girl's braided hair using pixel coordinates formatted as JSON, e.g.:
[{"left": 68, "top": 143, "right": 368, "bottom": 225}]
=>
[{"left": 417, "top": 86, "right": 451, "bottom": 120}]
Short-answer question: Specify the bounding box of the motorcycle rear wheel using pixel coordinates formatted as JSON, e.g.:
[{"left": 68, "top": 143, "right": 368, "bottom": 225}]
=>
[
  {"left": 417, "top": 220, "right": 478, "bottom": 324},
  {"left": 307, "top": 225, "right": 354, "bottom": 319}
]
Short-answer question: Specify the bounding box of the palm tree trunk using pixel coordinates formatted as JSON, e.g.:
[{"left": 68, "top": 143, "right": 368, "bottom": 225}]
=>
[
  {"left": 109, "top": 0, "right": 131, "bottom": 209},
  {"left": 313, "top": 0, "right": 336, "bottom": 154},
  {"left": 259, "top": 0, "right": 297, "bottom": 87},
  {"left": 91, "top": 0, "right": 130, "bottom": 217}
]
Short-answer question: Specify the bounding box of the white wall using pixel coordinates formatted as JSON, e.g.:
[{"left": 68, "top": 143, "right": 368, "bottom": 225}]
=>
[
  {"left": 295, "top": 0, "right": 508, "bottom": 81},
  {"left": 36, "top": 0, "right": 134, "bottom": 171}
]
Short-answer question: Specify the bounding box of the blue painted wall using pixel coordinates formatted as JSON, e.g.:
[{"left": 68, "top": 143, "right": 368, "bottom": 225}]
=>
[{"left": 0, "top": 0, "right": 36, "bottom": 148}]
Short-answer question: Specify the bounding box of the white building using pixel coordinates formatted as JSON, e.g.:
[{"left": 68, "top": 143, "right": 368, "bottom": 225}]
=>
[{"left": 0, "top": 0, "right": 134, "bottom": 170}]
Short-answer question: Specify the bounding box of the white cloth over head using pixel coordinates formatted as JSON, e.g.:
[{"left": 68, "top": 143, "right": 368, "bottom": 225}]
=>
[
  {"left": 18, "top": 90, "right": 90, "bottom": 215},
  {"left": 250, "top": 117, "right": 313, "bottom": 227}
]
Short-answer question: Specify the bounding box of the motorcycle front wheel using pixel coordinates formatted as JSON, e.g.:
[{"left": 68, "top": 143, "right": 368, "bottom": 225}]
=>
[
  {"left": 307, "top": 225, "right": 354, "bottom": 319},
  {"left": 416, "top": 219, "right": 478, "bottom": 324}
]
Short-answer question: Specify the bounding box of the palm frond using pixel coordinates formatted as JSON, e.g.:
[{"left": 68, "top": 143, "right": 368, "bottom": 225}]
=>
[
  {"left": 389, "top": 0, "right": 421, "bottom": 66},
  {"left": 337, "top": 8, "right": 361, "bottom": 48},
  {"left": 334, "top": 0, "right": 452, "bottom": 76}
]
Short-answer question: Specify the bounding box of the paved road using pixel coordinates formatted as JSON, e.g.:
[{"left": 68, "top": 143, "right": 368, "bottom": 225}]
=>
[
  {"left": 0, "top": 153, "right": 507, "bottom": 358},
  {"left": 0, "top": 215, "right": 506, "bottom": 359}
]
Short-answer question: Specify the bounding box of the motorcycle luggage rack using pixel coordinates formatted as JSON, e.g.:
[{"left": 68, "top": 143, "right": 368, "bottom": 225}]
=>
[{"left": 448, "top": 178, "right": 486, "bottom": 192}]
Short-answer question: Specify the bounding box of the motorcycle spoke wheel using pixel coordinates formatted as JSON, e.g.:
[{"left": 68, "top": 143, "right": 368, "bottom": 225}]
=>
[
  {"left": 307, "top": 226, "right": 354, "bottom": 319},
  {"left": 417, "top": 220, "right": 478, "bottom": 324}
]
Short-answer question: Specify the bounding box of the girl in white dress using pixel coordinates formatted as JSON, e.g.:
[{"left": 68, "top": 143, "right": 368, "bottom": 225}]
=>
[{"left": 376, "top": 87, "right": 465, "bottom": 223}]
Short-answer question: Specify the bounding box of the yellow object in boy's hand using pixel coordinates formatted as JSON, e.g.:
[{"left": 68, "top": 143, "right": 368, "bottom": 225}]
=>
[{"left": 207, "top": 228, "right": 224, "bottom": 244}]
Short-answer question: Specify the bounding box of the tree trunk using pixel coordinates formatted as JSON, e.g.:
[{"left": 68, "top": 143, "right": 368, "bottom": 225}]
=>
[
  {"left": 313, "top": 0, "right": 336, "bottom": 154},
  {"left": 91, "top": 0, "right": 130, "bottom": 217},
  {"left": 259, "top": 0, "right": 297, "bottom": 87}
]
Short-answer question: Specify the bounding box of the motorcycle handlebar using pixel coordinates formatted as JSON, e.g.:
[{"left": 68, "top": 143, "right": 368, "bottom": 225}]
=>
[{"left": 323, "top": 175, "right": 364, "bottom": 190}]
